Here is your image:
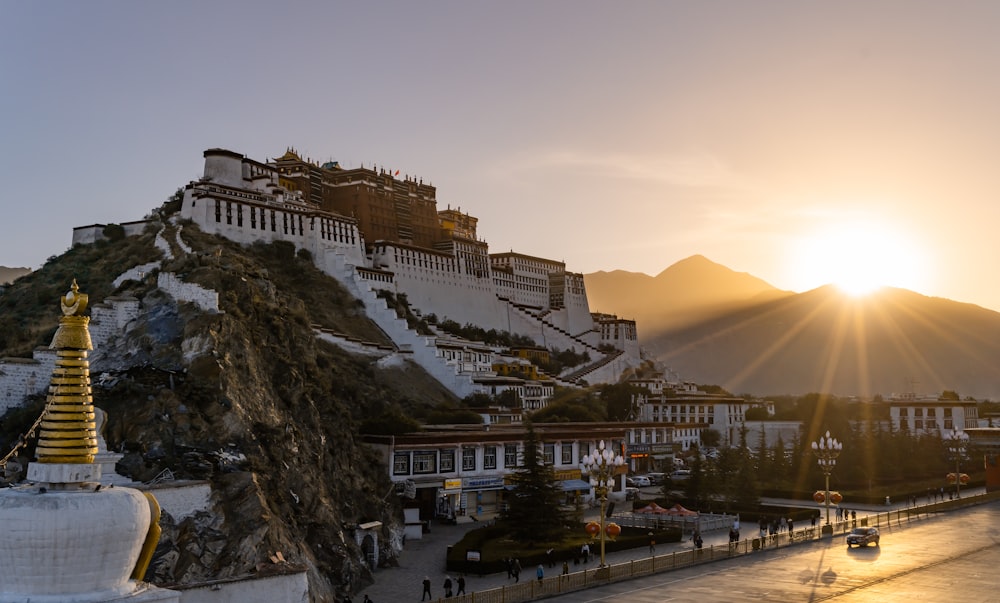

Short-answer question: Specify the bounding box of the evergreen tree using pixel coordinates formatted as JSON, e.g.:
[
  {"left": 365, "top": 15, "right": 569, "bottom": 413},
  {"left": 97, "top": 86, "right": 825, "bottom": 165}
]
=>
[{"left": 500, "top": 421, "right": 570, "bottom": 543}]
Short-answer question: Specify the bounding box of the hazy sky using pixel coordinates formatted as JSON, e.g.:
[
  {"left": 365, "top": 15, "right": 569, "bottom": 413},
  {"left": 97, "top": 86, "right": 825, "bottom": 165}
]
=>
[{"left": 4, "top": 2, "right": 1000, "bottom": 311}]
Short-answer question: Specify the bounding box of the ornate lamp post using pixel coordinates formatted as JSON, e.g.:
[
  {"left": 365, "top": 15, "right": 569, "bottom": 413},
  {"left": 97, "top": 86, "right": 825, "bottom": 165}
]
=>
[
  {"left": 811, "top": 431, "right": 842, "bottom": 528},
  {"left": 945, "top": 429, "right": 970, "bottom": 499},
  {"left": 580, "top": 440, "right": 625, "bottom": 569}
]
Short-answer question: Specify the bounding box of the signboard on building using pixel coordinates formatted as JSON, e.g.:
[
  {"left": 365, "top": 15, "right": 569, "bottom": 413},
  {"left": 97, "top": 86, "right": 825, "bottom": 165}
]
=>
[
  {"left": 462, "top": 476, "right": 506, "bottom": 490},
  {"left": 443, "top": 479, "right": 462, "bottom": 492}
]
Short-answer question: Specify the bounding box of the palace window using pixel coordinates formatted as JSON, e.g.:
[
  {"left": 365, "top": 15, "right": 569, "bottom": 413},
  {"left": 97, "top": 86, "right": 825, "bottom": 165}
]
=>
[
  {"left": 413, "top": 451, "right": 436, "bottom": 474},
  {"left": 440, "top": 450, "right": 455, "bottom": 473},
  {"left": 462, "top": 448, "right": 477, "bottom": 471},
  {"left": 561, "top": 444, "right": 573, "bottom": 465},
  {"left": 505, "top": 444, "right": 518, "bottom": 468},
  {"left": 543, "top": 444, "right": 555, "bottom": 465},
  {"left": 393, "top": 453, "right": 410, "bottom": 476},
  {"left": 484, "top": 446, "right": 497, "bottom": 470}
]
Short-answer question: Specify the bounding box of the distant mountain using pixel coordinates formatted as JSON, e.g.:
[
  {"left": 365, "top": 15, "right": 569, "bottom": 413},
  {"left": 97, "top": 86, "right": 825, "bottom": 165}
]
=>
[
  {"left": 0, "top": 266, "right": 31, "bottom": 285},
  {"left": 644, "top": 285, "right": 1000, "bottom": 399},
  {"left": 584, "top": 255, "right": 791, "bottom": 334}
]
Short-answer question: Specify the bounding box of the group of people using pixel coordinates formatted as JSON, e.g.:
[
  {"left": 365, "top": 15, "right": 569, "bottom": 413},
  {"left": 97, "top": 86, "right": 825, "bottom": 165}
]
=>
[
  {"left": 503, "top": 556, "right": 523, "bottom": 582},
  {"left": 421, "top": 574, "right": 465, "bottom": 600}
]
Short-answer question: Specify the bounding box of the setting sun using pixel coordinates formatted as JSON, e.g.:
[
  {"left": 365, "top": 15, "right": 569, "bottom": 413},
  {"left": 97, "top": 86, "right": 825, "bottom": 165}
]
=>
[{"left": 790, "top": 220, "right": 927, "bottom": 297}]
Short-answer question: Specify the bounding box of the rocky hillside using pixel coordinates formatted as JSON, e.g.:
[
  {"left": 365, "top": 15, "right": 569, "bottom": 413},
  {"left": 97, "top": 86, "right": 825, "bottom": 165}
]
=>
[{"left": 0, "top": 218, "right": 459, "bottom": 601}]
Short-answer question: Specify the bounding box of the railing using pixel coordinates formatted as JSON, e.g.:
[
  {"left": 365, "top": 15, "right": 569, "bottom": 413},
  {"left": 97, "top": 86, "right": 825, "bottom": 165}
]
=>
[{"left": 434, "top": 490, "right": 1000, "bottom": 603}]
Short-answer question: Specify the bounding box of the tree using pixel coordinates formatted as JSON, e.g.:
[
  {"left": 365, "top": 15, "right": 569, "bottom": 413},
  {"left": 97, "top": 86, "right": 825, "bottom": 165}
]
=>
[
  {"left": 500, "top": 421, "right": 570, "bottom": 543},
  {"left": 599, "top": 382, "right": 646, "bottom": 421},
  {"left": 700, "top": 428, "right": 721, "bottom": 449}
]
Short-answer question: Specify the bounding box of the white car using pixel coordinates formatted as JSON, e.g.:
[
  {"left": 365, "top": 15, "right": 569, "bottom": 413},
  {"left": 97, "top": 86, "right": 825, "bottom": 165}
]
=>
[{"left": 630, "top": 475, "right": 652, "bottom": 487}]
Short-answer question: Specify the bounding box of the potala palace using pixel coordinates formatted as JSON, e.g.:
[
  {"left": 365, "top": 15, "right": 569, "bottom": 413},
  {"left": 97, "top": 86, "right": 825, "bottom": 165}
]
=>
[{"left": 176, "top": 148, "right": 641, "bottom": 398}]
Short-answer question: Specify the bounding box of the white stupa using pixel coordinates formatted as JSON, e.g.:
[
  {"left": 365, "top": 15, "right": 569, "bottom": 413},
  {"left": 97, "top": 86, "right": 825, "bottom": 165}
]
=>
[{"left": 0, "top": 281, "right": 179, "bottom": 603}]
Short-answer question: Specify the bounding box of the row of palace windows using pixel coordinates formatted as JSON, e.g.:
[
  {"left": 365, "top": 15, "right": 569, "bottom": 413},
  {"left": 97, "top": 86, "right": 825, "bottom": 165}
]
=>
[
  {"left": 392, "top": 442, "right": 613, "bottom": 476},
  {"left": 898, "top": 408, "right": 953, "bottom": 417}
]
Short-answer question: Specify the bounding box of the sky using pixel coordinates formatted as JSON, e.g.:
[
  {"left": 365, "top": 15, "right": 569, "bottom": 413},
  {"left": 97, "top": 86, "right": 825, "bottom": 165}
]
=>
[{"left": 4, "top": 1, "right": 1000, "bottom": 312}]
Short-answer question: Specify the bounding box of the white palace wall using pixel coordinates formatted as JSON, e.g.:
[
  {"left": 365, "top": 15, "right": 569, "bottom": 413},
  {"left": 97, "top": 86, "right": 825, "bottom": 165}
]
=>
[{"left": 370, "top": 243, "right": 508, "bottom": 331}]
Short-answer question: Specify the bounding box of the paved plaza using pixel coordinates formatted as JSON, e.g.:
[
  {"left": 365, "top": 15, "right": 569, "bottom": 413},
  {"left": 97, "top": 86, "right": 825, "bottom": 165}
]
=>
[{"left": 355, "top": 489, "right": 986, "bottom": 602}]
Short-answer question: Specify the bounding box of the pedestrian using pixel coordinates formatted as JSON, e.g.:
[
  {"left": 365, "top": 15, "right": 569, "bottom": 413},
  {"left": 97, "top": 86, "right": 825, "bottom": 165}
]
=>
[
  {"left": 649, "top": 531, "right": 656, "bottom": 555},
  {"left": 513, "top": 558, "right": 521, "bottom": 583},
  {"left": 581, "top": 542, "right": 590, "bottom": 564},
  {"left": 443, "top": 575, "right": 453, "bottom": 598},
  {"left": 505, "top": 557, "right": 513, "bottom": 579},
  {"left": 536, "top": 564, "right": 544, "bottom": 583},
  {"left": 363, "top": 596, "right": 371, "bottom": 603},
  {"left": 456, "top": 575, "right": 465, "bottom": 595},
  {"left": 421, "top": 576, "right": 432, "bottom": 601},
  {"left": 546, "top": 548, "right": 554, "bottom": 568},
  {"left": 787, "top": 517, "right": 794, "bottom": 533},
  {"left": 779, "top": 517, "right": 786, "bottom": 532},
  {"left": 811, "top": 514, "right": 817, "bottom": 527},
  {"left": 562, "top": 560, "right": 569, "bottom": 575}
]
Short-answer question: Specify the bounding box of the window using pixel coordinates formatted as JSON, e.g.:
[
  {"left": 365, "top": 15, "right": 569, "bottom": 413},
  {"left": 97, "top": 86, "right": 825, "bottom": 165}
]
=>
[
  {"left": 561, "top": 444, "right": 573, "bottom": 465},
  {"left": 579, "top": 442, "right": 589, "bottom": 460},
  {"left": 393, "top": 452, "right": 410, "bottom": 476},
  {"left": 413, "top": 451, "right": 436, "bottom": 474},
  {"left": 543, "top": 444, "right": 555, "bottom": 465},
  {"left": 900, "top": 408, "right": 908, "bottom": 416},
  {"left": 914, "top": 408, "right": 923, "bottom": 417},
  {"left": 462, "top": 448, "right": 476, "bottom": 471},
  {"left": 505, "top": 444, "right": 518, "bottom": 468},
  {"left": 440, "top": 450, "right": 455, "bottom": 473},
  {"left": 484, "top": 446, "right": 497, "bottom": 470},
  {"left": 944, "top": 419, "right": 954, "bottom": 430}
]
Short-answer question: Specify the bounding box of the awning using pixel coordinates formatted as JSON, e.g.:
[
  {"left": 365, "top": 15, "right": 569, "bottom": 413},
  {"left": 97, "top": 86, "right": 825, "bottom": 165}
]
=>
[{"left": 561, "top": 479, "right": 592, "bottom": 491}]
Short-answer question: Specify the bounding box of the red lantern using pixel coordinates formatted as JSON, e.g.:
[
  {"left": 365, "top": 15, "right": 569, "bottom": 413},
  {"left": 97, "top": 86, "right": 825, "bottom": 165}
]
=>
[
  {"left": 813, "top": 491, "right": 826, "bottom": 503},
  {"left": 947, "top": 472, "right": 957, "bottom": 484},
  {"left": 830, "top": 492, "right": 843, "bottom": 505},
  {"left": 960, "top": 473, "right": 970, "bottom": 485},
  {"left": 605, "top": 522, "right": 621, "bottom": 540},
  {"left": 585, "top": 521, "right": 601, "bottom": 537}
]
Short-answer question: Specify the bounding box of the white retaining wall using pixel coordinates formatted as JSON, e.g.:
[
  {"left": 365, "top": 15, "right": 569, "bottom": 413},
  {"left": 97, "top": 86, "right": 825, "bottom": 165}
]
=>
[
  {"left": 158, "top": 273, "right": 219, "bottom": 313},
  {"left": 142, "top": 481, "right": 212, "bottom": 522}
]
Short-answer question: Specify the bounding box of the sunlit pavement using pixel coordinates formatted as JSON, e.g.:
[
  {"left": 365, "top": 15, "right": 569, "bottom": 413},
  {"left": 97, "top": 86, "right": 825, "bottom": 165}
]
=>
[
  {"left": 357, "top": 488, "right": 989, "bottom": 601},
  {"left": 539, "top": 496, "right": 1000, "bottom": 602}
]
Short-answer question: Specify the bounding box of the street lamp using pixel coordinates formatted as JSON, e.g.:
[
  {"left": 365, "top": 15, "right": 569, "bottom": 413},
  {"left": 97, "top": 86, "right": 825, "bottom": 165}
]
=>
[
  {"left": 945, "top": 429, "right": 970, "bottom": 499},
  {"left": 580, "top": 440, "right": 625, "bottom": 568},
  {"left": 811, "top": 431, "right": 842, "bottom": 527}
]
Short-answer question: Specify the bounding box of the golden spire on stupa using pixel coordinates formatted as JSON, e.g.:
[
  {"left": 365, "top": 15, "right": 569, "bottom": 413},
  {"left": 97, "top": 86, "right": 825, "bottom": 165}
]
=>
[{"left": 36, "top": 279, "right": 98, "bottom": 464}]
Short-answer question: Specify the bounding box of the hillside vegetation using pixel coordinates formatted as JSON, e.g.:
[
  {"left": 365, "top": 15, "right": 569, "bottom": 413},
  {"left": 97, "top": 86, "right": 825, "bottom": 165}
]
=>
[{"left": 0, "top": 216, "right": 459, "bottom": 601}]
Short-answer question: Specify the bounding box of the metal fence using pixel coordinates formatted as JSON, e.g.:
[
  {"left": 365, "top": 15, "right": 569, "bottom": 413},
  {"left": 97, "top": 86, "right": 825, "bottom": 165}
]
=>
[{"left": 431, "top": 490, "right": 1000, "bottom": 603}]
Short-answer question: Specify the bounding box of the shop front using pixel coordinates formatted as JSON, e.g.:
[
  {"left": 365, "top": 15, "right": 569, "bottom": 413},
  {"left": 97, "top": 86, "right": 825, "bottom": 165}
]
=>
[{"left": 461, "top": 476, "right": 506, "bottom": 518}]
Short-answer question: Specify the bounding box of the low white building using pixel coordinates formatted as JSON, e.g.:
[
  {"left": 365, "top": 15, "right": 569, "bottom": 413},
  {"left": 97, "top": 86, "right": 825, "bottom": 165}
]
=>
[{"left": 888, "top": 393, "right": 980, "bottom": 435}]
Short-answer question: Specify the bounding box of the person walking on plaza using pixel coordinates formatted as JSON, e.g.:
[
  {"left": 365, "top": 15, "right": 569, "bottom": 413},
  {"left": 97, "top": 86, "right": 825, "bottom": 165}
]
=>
[
  {"left": 421, "top": 576, "right": 432, "bottom": 601},
  {"left": 456, "top": 575, "right": 466, "bottom": 596},
  {"left": 536, "top": 564, "right": 544, "bottom": 583},
  {"left": 649, "top": 531, "right": 656, "bottom": 555},
  {"left": 513, "top": 558, "right": 521, "bottom": 582},
  {"left": 581, "top": 542, "right": 590, "bottom": 563},
  {"left": 562, "top": 560, "right": 569, "bottom": 575},
  {"left": 443, "top": 575, "right": 453, "bottom": 598}
]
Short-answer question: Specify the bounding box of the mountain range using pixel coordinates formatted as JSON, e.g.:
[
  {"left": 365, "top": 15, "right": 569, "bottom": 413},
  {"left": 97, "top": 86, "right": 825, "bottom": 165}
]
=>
[
  {"left": 0, "top": 266, "right": 31, "bottom": 285},
  {"left": 585, "top": 255, "right": 1000, "bottom": 400}
]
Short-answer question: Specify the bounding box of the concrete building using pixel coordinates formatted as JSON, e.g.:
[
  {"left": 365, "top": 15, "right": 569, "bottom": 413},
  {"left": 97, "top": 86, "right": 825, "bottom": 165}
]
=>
[{"left": 888, "top": 393, "right": 980, "bottom": 435}]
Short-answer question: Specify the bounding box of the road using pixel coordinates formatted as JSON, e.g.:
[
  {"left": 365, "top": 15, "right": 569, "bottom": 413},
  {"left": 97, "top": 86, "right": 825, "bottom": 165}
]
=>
[{"left": 539, "top": 499, "right": 1000, "bottom": 602}]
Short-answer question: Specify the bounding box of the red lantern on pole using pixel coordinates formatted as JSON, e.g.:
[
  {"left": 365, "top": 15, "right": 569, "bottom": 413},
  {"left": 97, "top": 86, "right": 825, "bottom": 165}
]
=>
[
  {"left": 605, "top": 522, "right": 621, "bottom": 540},
  {"left": 813, "top": 491, "right": 826, "bottom": 503},
  {"left": 830, "top": 492, "right": 843, "bottom": 505},
  {"left": 947, "top": 472, "right": 957, "bottom": 484},
  {"left": 960, "top": 473, "right": 970, "bottom": 485},
  {"left": 585, "top": 521, "right": 601, "bottom": 537}
]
